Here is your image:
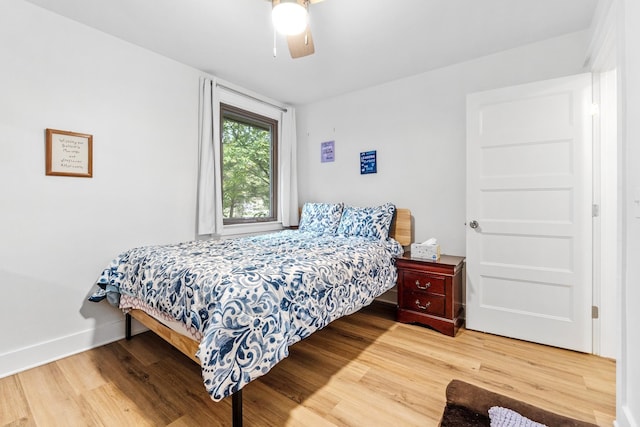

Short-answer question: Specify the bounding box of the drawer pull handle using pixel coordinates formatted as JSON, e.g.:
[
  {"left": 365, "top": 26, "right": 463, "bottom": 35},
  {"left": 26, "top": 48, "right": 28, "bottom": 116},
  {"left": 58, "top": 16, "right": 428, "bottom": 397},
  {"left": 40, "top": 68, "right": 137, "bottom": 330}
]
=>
[
  {"left": 416, "top": 280, "right": 431, "bottom": 290},
  {"left": 415, "top": 300, "right": 431, "bottom": 310}
]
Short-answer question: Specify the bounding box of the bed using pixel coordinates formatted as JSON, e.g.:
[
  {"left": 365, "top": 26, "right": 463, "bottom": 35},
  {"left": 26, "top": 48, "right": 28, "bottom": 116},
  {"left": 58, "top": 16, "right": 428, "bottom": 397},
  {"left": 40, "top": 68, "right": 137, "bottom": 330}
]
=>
[{"left": 92, "top": 203, "right": 412, "bottom": 426}]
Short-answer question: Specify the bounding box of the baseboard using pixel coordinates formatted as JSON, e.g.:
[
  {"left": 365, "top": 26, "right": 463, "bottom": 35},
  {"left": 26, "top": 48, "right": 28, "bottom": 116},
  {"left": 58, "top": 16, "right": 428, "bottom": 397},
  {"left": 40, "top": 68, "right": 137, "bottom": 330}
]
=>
[
  {"left": 0, "top": 318, "right": 147, "bottom": 379},
  {"left": 615, "top": 404, "right": 639, "bottom": 427}
]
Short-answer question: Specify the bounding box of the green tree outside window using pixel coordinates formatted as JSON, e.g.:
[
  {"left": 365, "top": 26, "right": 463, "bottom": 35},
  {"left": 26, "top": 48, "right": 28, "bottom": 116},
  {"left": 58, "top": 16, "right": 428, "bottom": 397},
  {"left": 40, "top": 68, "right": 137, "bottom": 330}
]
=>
[{"left": 221, "top": 104, "right": 278, "bottom": 223}]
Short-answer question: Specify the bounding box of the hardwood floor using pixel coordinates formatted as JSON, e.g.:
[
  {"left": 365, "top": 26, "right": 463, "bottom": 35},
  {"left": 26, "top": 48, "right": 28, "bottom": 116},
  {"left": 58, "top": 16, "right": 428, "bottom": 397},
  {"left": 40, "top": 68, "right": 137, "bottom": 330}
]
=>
[{"left": 1, "top": 303, "right": 615, "bottom": 426}]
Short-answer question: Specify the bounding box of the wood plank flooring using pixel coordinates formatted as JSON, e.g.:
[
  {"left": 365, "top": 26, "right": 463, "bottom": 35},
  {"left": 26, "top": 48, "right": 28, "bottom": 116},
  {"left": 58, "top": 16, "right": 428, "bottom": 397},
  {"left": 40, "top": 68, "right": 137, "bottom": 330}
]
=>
[{"left": 1, "top": 303, "right": 615, "bottom": 426}]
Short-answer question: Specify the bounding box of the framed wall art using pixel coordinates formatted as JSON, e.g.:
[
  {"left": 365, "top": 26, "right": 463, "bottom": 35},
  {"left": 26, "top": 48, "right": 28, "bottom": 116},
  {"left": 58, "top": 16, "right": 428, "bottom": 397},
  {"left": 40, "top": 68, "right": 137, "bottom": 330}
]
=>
[
  {"left": 45, "top": 128, "right": 93, "bottom": 178},
  {"left": 321, "top": 140, "right": 335, "bottom": 163},
  {"left": 360, "top": 150, "right": 377, "bottom": 174}
]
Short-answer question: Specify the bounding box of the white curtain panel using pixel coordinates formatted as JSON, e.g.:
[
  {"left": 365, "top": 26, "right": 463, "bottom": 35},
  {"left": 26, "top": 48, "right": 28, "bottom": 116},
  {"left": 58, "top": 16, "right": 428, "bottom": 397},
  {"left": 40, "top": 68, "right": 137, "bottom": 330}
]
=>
[
  {"left": 280, "top": 107, "right": 299, "bottom": 227},
  {"left": 196, "top": 77, "right": 223, "bottom": 235}
]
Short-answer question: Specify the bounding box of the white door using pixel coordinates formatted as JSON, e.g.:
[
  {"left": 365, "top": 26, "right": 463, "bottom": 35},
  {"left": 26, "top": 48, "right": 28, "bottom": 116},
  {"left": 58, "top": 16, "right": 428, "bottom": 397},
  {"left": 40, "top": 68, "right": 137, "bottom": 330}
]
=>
[{"left": 466, "top": 73, "right": 593, "bottom": 353}]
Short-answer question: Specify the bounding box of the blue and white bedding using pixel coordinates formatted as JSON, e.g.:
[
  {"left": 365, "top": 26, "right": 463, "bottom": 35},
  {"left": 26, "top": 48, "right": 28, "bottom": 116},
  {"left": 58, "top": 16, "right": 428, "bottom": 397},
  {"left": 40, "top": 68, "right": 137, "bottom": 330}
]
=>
[{"left": 95, "top": 229, "right": 403, "bottom": 401}]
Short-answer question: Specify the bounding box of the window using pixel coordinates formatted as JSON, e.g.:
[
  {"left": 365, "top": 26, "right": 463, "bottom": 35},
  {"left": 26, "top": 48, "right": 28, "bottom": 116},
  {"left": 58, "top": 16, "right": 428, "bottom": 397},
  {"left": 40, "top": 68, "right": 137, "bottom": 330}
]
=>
[{"left": 220, "top": 103, "right": 278, "bottom": 224}]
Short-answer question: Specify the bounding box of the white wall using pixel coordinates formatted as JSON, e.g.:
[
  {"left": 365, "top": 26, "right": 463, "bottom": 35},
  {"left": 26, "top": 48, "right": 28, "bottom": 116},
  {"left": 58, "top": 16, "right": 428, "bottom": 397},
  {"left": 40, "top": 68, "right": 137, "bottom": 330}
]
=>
[
  {"left": 618, "top": 0, "right": 640, "bottom": 425},
  {"left": 296, "top": 31, "right": 590, "bottom": 257},
  {"left": 0, "top": 0, "right": 202, "bottom": 377}
]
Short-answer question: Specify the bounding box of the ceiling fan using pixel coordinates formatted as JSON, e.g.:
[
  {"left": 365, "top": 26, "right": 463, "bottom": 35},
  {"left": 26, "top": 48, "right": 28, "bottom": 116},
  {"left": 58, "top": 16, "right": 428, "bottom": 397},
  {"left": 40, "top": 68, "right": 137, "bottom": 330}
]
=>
[{"left": 269, "top": 0, "right": 325, "bottom": 58}]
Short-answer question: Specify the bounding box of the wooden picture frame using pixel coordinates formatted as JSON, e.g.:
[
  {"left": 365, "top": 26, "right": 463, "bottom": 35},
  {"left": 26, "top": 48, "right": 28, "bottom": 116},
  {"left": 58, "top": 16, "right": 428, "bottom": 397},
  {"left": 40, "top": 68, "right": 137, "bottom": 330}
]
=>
[{"left": 45, "top": 128, "right": 93, "bottom": 178}]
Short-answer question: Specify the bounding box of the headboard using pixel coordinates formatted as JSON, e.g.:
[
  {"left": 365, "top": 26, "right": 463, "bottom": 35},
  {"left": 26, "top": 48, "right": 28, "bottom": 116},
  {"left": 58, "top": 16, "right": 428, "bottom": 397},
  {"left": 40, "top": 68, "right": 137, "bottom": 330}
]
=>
[{"left": 390, "top": 208, "right": 412, "bottom": 246}]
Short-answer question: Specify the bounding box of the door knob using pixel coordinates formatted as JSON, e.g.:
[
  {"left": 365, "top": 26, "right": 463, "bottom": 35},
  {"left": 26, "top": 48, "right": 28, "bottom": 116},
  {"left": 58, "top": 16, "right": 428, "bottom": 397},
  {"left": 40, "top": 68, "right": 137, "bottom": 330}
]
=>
[{"left": 469, "top": 220, "right": 479, "bottom": 229}]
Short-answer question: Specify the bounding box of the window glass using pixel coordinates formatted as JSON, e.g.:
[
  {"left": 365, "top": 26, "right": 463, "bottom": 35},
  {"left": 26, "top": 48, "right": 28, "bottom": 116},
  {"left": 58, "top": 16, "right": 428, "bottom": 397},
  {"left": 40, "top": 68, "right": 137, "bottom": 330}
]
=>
[{"left": 220, "top": 103, "right": 278, "bottom": 224}]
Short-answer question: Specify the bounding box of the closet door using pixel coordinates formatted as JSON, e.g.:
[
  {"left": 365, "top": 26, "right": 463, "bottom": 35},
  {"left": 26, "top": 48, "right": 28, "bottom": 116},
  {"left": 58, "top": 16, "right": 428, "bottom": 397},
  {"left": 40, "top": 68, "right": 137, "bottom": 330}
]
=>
[{"left": 466, "top": 73, "right": 593, "bottom": 353}]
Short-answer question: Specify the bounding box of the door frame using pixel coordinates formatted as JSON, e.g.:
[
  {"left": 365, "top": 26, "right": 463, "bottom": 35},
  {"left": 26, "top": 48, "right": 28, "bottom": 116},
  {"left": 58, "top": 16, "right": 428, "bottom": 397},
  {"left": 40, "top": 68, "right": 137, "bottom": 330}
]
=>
[
  {"left": 588, "top": 1, "right": 618, "bottom": 358},
  {"left": 591, "top": 69, "right": 618, "bottom": 359}
]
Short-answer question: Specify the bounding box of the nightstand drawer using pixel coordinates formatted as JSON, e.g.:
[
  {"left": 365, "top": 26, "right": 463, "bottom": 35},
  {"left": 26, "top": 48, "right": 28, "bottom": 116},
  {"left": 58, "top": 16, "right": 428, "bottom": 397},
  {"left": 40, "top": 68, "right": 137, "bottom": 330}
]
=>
[
  {"left": 401, "top": 271, "right": 446, "bottom": 295},
  {"left": 403, "top": 291, "right": 446, "bottom": 317}
]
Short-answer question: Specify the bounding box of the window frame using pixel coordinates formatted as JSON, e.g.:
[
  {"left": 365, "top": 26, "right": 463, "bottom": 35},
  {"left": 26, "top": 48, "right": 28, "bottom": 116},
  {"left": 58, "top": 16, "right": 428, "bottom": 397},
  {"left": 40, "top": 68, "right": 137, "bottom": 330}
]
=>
[{"left": 219, "top": 102, "right": 279, "bottom": 225}]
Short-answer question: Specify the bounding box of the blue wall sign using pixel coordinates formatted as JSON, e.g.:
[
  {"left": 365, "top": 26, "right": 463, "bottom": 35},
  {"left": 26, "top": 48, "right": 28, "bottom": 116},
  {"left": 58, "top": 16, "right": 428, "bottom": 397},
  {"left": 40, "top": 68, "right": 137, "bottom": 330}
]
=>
[{"left": 360, "top": 150, "right": 377, "bottom": 174}]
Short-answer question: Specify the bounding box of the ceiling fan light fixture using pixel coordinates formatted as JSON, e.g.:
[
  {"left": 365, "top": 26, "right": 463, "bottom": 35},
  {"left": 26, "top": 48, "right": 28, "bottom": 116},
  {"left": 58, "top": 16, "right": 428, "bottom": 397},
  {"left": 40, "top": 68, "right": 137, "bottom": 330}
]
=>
[{"left": 272, "top": 0, "right": 308, "bottom": 36}]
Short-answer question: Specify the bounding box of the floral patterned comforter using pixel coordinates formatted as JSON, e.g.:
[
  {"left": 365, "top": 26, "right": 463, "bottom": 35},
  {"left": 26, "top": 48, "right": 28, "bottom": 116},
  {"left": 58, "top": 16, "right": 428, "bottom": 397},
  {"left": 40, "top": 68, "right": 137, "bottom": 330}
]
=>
[{"left": 95, "top": 230, "right": 404, "bottom": 401}]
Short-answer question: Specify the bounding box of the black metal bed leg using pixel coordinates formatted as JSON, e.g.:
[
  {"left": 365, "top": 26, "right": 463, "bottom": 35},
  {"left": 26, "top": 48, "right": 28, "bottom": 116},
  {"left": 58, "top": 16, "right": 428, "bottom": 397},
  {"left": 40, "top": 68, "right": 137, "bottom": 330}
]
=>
[
  {"left": 232, "top": 389, "right": 243, "bottom": 427},
  {"left": 125, "top": 313, "right": 132, "bottom": 340}
]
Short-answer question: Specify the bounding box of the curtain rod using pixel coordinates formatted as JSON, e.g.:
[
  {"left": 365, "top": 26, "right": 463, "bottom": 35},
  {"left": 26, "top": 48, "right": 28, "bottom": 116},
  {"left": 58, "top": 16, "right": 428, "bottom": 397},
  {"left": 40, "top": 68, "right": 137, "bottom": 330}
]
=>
[{"left": 216, "top": 83, "right": 288, "bottom": 113}]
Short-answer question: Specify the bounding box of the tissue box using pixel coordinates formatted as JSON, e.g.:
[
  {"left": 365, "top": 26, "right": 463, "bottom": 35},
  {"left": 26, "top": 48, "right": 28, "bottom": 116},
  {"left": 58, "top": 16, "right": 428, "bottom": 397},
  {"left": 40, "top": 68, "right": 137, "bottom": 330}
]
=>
[{"left": 410, "top": 243, "right": 441, "bottom": 261}]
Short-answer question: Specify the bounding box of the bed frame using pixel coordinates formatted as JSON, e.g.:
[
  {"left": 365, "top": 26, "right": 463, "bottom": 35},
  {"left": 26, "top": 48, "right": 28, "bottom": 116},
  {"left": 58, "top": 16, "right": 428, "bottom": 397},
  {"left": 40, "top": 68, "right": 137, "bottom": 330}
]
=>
[{"left": 125, "top": 208, "right": 412, "bottom": 426}]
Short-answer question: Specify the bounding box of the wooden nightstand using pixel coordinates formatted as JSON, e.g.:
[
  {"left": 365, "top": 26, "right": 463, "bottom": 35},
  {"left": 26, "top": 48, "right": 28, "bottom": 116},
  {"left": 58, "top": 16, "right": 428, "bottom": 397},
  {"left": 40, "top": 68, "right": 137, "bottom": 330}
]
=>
[{"left": 396, "top": 253, "right": 465, "bottom": 337}]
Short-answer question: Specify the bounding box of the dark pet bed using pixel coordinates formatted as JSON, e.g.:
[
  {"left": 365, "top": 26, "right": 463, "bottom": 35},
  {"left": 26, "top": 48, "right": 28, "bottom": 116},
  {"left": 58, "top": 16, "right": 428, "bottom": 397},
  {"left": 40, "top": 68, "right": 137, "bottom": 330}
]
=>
[{"left": 439, "top": 380, "right": 599, "bottom": 427}]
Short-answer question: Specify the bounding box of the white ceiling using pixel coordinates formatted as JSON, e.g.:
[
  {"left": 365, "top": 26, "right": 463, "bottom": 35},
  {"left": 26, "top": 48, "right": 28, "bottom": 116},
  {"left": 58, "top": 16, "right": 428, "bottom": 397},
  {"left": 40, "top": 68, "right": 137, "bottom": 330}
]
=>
[{"left": 23, "top": 0, "right": 599, "bottom": 105}]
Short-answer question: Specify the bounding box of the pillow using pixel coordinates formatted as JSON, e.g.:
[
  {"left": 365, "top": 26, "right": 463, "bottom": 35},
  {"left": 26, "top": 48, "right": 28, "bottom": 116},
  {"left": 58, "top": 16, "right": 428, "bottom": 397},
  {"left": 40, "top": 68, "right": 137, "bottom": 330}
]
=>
[
  {"left": 337, "top": 203, "right": 396, "bottom": 240},
  {"left": 488, "top": 406, "right": 547, "bottom": 427},
  {"left": 298, "top": 202, "right": 344, "bottom": 234}
]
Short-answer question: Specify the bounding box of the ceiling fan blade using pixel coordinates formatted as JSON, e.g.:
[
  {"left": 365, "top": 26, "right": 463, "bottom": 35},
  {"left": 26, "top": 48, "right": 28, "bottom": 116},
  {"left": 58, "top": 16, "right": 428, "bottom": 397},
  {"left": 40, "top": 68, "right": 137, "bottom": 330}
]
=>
[{"left": 287, "top": 24, "right": 315, "bottom": 58}]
